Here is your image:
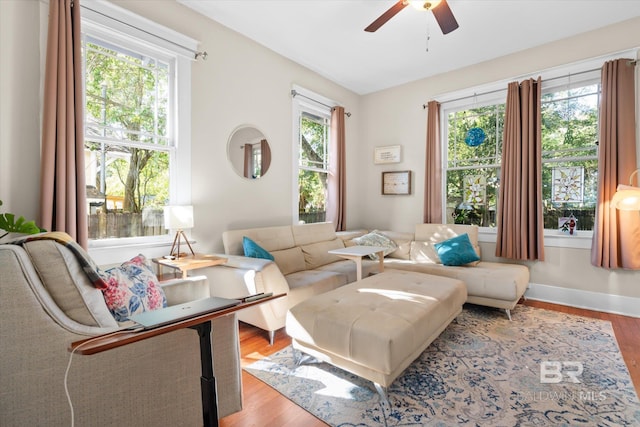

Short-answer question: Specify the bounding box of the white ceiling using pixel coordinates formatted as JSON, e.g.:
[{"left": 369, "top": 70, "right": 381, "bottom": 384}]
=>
[{"left": 178, "top": 0, "right": 640, "bottom": 95}]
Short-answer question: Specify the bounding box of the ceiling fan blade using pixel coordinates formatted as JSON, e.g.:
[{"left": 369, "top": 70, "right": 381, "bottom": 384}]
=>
[
  {"left": 432, "top": 0, "right": 459, "bottom": 34},
  {"left": 365, "top": 0, "right": 408, "bottom": 32}
]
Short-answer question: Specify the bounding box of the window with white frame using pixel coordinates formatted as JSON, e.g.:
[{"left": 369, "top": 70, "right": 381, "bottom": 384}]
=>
[
  {"left": 541, "top": 73, "right": 600, "bottom": 233},
  {"left": 293, "top": 91, "right": 332, "bottom": 224},
  {"left": 81, "top": 4, "right": 194, "bottom": 242},
  {"left": 444, "top": 101, "right": 505, "bottom": 227},
  {"left": 443, "top": 66, "right": 602, "bottom": 233}
]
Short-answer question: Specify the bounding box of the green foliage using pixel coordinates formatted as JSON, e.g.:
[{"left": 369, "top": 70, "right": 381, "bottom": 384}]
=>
[
  {"left": 446, "top": 105, "right": 502, "bottom": 227},
  {"left": 84, "top": 40, "right": 170, "bottom": 214},
  {"left": 298, "top": 114, "right": 329, "bottom": 218},
  {"left": 446, "top": 83, "right": 599, "bottom": 230},
  {"left": 0, "top": 200, "right": 43, "bottom": 238}
]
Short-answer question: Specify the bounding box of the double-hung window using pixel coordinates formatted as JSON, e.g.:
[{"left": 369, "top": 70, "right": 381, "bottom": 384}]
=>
[
  {"left": 444, "top": 99, "right": 505, "bottom": 227},
  {"left": 81, "top": 3, "right": 195, "bottom": 243},
  {"left": 541, "top": 73, "right": 600, "bottom": 233},
  {"left": 293, "top": 88, "right": 333, "bottom": 224},
  {"left": 443, "top": 64, "right": 603, "bottom": 236}
]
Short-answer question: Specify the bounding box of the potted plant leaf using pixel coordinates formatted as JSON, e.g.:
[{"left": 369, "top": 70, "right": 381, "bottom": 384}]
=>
[{"left": 0, "top": 200, "right": 44, "bottom": 241}]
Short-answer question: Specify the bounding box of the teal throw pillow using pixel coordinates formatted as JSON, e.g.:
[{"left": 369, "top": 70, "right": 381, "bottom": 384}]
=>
[
  {"left": 434, "top": 233, "right": 480, "bottom": 266},
  {"left": 242, "top": 236, "right": 274, "bottom": 261}
]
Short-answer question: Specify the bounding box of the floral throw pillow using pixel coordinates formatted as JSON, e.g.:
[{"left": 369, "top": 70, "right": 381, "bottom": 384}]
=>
[
  {"left": 100, "top": 254, "right": 167, "bottom": 322},
  {"left": 352, "top": 230, "right": 398, "bottom": 260}
]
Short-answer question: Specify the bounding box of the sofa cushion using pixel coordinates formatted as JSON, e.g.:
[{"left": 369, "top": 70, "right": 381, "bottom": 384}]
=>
[
  {"left": 100, "top": 254, "right": 168, "bottom": 322},
  {"left": 223, "top": 225, "right": 295, "bottom": 255},
  {"left": 414, "top": 223, "right": 479, "bottom": 245},
  {"left": 409, "top": 241, "right": 441, "bottom": 264},
  {"left": 284, "top": 268, "right": 347, "bottom": 292},
  {"left": 271, "top": 246, "right": 306, "bottom": 275},
  {"left": 411, "top": 224, "right": 481, "bottom": 264},
  {"left": 434, "top": 233, "right": 481, "bottom": 266},
  {"left": 382, "top": 259, "right": 529, "bottom": 303},
  {"left": 352, "top": 230, "right": 397, "bottom": 260},
  {"left": 292, "top": 222, "right": 337, "bottom": 246},
  {"left": 243, "top": 236, "right": 274, "bottom": 261},
  {"left": 22, "top": 240, "right": 116, "bottom": 327},
  {"left": 336, "top": 229, "right": 368, "bottom": 244},
  {"left": 300, "top": 238, "right": 345, "bottom": 269},
  {"left": 376, "top": 230, "right": 413, "bottom": 260},
  {"left": 315, "top": 259, "right": 380, "bottom": 284}
]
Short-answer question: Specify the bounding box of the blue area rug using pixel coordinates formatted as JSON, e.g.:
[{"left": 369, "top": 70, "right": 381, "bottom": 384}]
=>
[{"left": 245, "top": 305, "right": 640, "bottom": 426}]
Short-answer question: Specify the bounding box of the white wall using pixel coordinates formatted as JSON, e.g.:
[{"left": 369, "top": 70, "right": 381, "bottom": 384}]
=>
[
  {"left": 111, "top": 0, "right": 363, "bottom": 255},
  {"left": 0, "top": 0, "right": 41, "bottom": 222},
  {"left": 1, "top": 1, "right": 638, "bottom": 311}
]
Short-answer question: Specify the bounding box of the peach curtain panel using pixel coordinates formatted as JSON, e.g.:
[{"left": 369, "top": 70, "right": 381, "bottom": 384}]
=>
[
  {"left": 243, "top": 144, "right": 252, "bottom": 178},
  {"left": 591, "top": 59, "right": 640, "bottom": 269},
  {"left": 260, "top": 139, "right": 271, "bottom": 174},
  {"left": 423, "top": 101, "right": 443, "bottom": 223},
  {"left": 495, "top": 78, "right": 545, "bottom": 261},
  {"left": 327, "top": 106, "right": 346, "bottom": 231},
  {"left": 40, "top": 0, "right": 88, "bottom": 248}
]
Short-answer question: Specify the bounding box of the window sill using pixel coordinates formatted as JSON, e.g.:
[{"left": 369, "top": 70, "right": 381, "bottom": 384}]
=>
[
  {"left": 478, "top": 228, "right": 592, "bottom": 250},
  {"left": 88, "top": 235, "right": 175, "bottom": 251}
]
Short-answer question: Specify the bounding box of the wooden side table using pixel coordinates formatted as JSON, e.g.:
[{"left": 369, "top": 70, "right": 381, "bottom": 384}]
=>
[{"left": 153, "top": 254, "right": 227, "bottom": 280}]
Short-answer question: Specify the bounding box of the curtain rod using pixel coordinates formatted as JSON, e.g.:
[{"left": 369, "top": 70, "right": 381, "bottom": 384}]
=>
[
  {"left": 80, "top": 4, "right": 208, "bottom": 60},
  {"left": 421, "top": 61, "right": 637, "bottom": 109},
  {"left": 291, "top": 90, "right": 352, "bottom": 117}
]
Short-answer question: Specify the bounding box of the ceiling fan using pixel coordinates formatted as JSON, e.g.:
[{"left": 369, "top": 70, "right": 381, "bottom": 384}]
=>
[{"left": 365, "top": 0, "right": 459, "bottom": 34}]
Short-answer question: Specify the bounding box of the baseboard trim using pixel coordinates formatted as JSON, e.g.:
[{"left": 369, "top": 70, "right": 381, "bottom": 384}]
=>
[{"left": 525, "top": 283, "right": 640, "bottom": 318}]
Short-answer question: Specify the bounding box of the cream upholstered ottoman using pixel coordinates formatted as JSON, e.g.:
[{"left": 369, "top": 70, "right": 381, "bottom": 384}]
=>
[{"left": 285, "top": 269, "right": 467, "bottom": 405}]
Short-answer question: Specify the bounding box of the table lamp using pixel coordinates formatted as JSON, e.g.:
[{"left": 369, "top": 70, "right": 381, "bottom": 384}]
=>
[
  {"left": 164, "top": 205, "right": 195, "bottom": 258},
  {"left": 611, "top": 169, "right": 640, "bottom": 211}
]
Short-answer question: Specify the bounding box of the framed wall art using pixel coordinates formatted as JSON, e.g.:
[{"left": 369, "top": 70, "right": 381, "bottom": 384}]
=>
[
  {"left": 374, "top": 145, "right": 401, "bottom": 164},
  {"left": 552, "top": 166, "right": 584, "bottom": 203},
  {"left": 382, "top": 170, "right": 411, "bottom": 195}
]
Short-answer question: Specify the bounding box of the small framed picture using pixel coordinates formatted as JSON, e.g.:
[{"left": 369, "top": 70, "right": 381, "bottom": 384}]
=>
[
  {"left": 382, "top": 170, "right": 411, "bottom": 195},
  {"left": 374, "top": 145, "right": 401, "bottom": 164}
]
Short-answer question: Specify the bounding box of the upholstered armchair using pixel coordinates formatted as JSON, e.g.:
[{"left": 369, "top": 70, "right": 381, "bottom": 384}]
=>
[{"left": 0, "top": 237, "right": 242, "bottom": 426}]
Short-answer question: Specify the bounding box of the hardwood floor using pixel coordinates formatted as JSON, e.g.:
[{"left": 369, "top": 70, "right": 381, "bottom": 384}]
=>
[{"left": 219, "top": 300, "right": 640, "bottom": 427}]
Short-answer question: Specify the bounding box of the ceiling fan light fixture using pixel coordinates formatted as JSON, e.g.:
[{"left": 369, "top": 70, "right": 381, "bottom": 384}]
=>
[{"left": 409, "top": 0, "right": 442, "bottom": 11}]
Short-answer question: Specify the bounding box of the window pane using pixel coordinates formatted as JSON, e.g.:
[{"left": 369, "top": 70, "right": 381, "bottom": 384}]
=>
[
  {"left": 298, "top": 169, "right": 327, "bottom": 224},
  {"left": 446, "top": 103, "right": 504, "bottom": 227},
  {"left": 85, "top": 40, "right": 170, "bottom": 147},
  {"left": 447, "top": 105, "right": 503, "bottom": 168},
  {"left": 446, "top": 167, "right": 500, "bottom": 227},
  {"left": 85, "top": 140, "right": 169, "bottom": 239},
  {"left": 541, "top": 83, "right": 599, "bottom": 231},
  {"left": 299, "top": 112, "right": 328, "bottom": 170},
  {"left": 542, "top": 161, "right": 597, "bottom": 231},
  {"left": 84, "top": 36, "right": 172, "bottom": 240}
]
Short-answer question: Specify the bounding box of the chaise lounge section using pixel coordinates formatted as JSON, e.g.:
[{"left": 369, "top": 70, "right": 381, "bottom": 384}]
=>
[
  {"left": 286, "top": 269, "right": 467, "bottom": 405},
  {"left": 372, "top": 223, "right": 530, "bottom": 320}
]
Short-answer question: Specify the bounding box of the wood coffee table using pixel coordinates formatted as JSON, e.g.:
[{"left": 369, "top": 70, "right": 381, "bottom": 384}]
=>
[{"left": 328, "top": 245, "right": 387, "bottom": 281}]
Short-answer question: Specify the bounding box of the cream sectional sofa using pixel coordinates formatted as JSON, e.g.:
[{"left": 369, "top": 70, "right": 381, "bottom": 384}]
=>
[{"left": 202, "top": 222, "right": 529, "bottom": 343}]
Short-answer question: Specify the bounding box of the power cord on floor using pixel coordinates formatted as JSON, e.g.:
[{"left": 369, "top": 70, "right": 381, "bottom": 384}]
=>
[{"left": 64, "top": 327, "right": 143, "bottom": 427}]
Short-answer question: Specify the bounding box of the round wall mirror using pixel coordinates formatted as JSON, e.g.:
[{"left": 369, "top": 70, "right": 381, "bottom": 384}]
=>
[{"left": 227, "top": 125, "right": 271, "bottom": 179}]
